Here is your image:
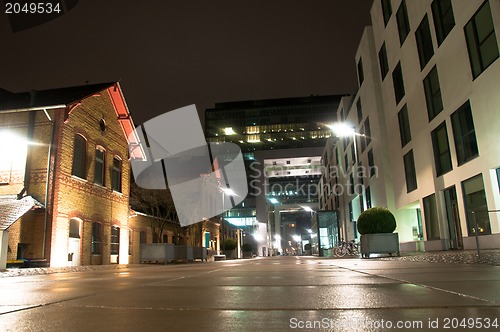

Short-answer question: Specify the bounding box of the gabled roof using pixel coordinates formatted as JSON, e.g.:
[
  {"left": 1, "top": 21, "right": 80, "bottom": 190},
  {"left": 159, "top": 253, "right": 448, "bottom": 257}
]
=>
[
  {"left": 0, "top": 82, "right": 115, "bottom": 111},
  {"left": 0, "top": 82, "right": 145, "bottom": 159}
]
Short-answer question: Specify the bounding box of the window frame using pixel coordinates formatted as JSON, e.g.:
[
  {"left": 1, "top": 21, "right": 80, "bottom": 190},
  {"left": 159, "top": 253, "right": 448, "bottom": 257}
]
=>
[
  {"left": 111, "top": 156, "right": 122, "bottom": 192},
  {"left": 415, "top": 14, "right": 435, "bottom": 70},
  {"left": 396, "top": 0, "right": 411, "bottom": 45},
  {"left": 381, "top": 0, "right": 392, "bottom": 27},
  {"left": 398, "top": 104, "right": 411, "bottom": 147},
  {"left": 403, "top": 150, "right": 417, "bottom": 192},
  {"left": 451, "top": 101, "right": 479, "bottom": 166},
  {"left": 91, "top": 222, "right": 102, "bottom": 255},
  {"left": 423, "top": 65, "right": 444, "bottom": 121},
  {"left": 94, "top": 146, "right": 105, "bottom": 186},
  {"left": 378, "top": 42, "right": 389, "bottom": 80},
  {"left": 464, "top": 1, "right": 499, "bottom": 79},
  {"left": 357, "top": 58, "right": 364, "bottom": 87},
  {"left": 431, "top": 121, "right": 453, "bottom": 176},
  {"left": 432, "top": 0, "right": 455, "bottom": 46},
  {"left": 72, "top": 134, "right": 87, "bottom": 179},
  {"left": 392, "top": 62, "right": 405, "bottom": 105}
]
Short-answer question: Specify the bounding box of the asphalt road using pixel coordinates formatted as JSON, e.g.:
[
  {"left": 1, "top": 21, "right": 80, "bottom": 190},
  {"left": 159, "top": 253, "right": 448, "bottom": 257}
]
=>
[{"left": 0, "top": 256, "right": 499, "bottom": 331}]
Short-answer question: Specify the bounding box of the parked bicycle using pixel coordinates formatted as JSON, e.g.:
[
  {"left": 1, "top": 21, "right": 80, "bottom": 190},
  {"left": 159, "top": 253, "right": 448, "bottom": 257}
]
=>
[{"left": 333, "top": 239, "right": 359, "bottom": 257}]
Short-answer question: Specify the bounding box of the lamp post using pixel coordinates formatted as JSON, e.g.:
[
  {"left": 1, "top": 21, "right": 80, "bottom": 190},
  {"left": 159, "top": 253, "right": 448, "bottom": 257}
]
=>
[
  {"left": 220, "top": 187, "right": 235, "bottom": 254},
  {"left": 327, "top": 122, "right": 363, "bottom": 243}
]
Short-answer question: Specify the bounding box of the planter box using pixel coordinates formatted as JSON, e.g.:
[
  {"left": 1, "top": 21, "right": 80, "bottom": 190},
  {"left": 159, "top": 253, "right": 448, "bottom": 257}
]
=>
[
  {"left": 140, "top": 243, "right": 175, "bottom": 263},
  {"left": 193, "top": 247, "right": 208, "bottom": 261},
  {"left": 360, "top": 233, "right": 400, "bottom": 258},
  {"left": 174, "top": 245, "right": 194, "bottom": 261}
]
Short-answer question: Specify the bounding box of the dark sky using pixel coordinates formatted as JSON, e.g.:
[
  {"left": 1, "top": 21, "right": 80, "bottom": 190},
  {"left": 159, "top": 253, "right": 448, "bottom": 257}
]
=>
[{"left": 0, "top": 0, "right": 373, "bottom": 126}]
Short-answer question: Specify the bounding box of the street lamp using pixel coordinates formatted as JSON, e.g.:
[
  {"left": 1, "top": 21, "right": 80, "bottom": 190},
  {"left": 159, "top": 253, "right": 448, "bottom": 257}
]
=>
[{"left": 327, "top": 122, "right": 363, "bottom": 242}]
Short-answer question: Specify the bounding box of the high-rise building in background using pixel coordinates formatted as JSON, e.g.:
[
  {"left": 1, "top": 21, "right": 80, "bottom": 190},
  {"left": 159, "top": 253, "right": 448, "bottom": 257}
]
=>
[{"left": 205, "top": 95, "right": 341, "bottom": 255}]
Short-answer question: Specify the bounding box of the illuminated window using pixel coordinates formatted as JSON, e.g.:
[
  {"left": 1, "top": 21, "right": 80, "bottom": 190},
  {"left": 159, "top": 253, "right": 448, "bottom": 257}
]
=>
[
  {"left": 69, "top": 219, "right": 80, "bottom": 238},
  {"left": 72, "top": 134, "right": 86, "bottom": 179}
]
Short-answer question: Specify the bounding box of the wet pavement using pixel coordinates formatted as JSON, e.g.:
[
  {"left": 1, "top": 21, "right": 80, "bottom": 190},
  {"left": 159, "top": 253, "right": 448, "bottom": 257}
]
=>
[{"left": 0, "top": 255, "right": 499, "bottom": 331}]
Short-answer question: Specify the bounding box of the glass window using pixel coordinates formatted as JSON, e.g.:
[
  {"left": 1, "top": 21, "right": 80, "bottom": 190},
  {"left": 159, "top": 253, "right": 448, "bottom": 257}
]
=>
[
  {"left": 378, "top": 42, "right": 389, "bottom": 80},
  {"left": 365, "top": 186, "right": 372, "bottom": 209},
  {"left": 423, "top": 194, "right": 440, "bottom": 240},
  {"left": 360, "top": 124, "right": 366, "bottom": 152},
  {"left": 111, "top": 226, "right": 120, "bottom": 255},
  {"left": 94, "top": 147, "right": 105, "bottom": 185},
  {"left": 451, "top": 101, "right": 478, "bottom": 165},
  {"left": 398, "top": 104, "right": 411, "bottom": 147},
  {"left": 357, "top": 98, "right": 363, "bottom": 124},
  {"left": 464, "top": 1, "right": 499, "bottom": 79},
  {"left": 357, "top": 58, "right": 364, "bottom": 87},
  {"left": 140, "top": 231, "right": 147, "bottom": 244},
  {"left": 381, "top": 0, "right": 392, "bottom": 26},
  {"left": 364, "top": 118, "right": 371, "bottom": 147},
  {"left": 403, "top": 150, "right": 417, "bottom": 192},
  {"left": 392, "top": 62, "right": 405, "bottom": 105},
  {"left": 423, "top": 66, "right": 443, "bottom": 121},
  {"left": 496, "top": 168, "right": 500, "bottom": 193},
  {"left": 462, "top": 174, "right": 491, "bottom": 236},
  {"left": 432, "top": 0, "right": 455, "bottom": 46},
  {"left": 368, "top": 149, "right": 375, "bottom": 177},
  {"left": 396, "top": 0, "right": 410, "bottom": 45},
  {"left": 416, "top": 14, "right": 435, "bottom": 69},
  {"left": 72, "top": 134, "right": 86, "bottom": 179},
  {"left": 112, "top": 157, "right": 122, "bottom": 192},
  {"left": 69, "top": 219, "right": 80, "bottom": 238},
  {"left": 91, "top": 222, "right": 101, "bottom": 254},
  {"left": 431, "top": 121, "right": 452, "bottom": 176}
]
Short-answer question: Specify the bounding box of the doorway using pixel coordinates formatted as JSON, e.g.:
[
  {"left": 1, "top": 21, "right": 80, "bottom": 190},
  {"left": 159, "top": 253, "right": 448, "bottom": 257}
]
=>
[
  {"left": 68, "top": 218, "right": 81, "bottom": 266},
  {"left": 444, "top": 186, "right": 463, "bottom": 249}
]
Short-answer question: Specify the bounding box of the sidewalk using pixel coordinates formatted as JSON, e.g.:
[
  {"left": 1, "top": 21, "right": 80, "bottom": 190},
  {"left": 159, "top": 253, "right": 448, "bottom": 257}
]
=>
[{"left": 382, "top": 248, "right": 500, "bottom": 266}]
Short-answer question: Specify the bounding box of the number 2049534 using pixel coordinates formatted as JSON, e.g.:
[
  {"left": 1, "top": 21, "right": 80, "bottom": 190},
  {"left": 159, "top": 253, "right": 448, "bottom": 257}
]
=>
[{"left": 5, "top": 2, "right": 61, "bottom": 14}]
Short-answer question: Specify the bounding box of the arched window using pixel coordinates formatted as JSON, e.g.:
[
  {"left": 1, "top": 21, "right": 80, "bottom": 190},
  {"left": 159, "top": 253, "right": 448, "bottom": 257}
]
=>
[
  {"left": 72, "top": 134, "right": 86, "bottom": 179},
  {"left": 91, "top": 222, "right": 101, "bottom": 254},
  {"left": 94, "top": 146, "right": 105, "bottom": 185},
  {"left": 69, "top": 218, "right": 80, "bottom": 238},
  {"left": 110, "top": 226, "right": 120, "bottom": 255},
  {"left": 111, "top": 156, "right": 122, "bottom": 192}
]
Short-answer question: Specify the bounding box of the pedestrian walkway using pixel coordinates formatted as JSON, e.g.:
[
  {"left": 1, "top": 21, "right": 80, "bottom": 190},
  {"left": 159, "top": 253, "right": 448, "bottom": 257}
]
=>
[{"left": 382, "top": 249, "right": 500, "bottom": 266}]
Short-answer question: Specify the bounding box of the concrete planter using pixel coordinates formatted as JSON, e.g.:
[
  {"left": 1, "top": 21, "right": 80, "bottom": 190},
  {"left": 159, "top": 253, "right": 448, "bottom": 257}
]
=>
[
  {"left": 360, "top": 233, "right": 400, "bottom": 258},
  {"left": 174, "top": 245, "right": 194, "bottom": 261},
  {"left": 140, "top": 243, "right": 175, "bottom": 263}
]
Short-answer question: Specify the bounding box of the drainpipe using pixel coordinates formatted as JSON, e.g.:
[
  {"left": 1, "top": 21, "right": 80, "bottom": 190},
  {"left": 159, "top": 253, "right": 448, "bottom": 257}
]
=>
[{"left": 42, "top": 108, "right": 55, "bottom": 260}]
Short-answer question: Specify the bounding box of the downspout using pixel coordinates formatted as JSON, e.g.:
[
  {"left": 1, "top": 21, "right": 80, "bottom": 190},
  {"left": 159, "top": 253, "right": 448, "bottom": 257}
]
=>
[{"left": 42, "top": 108, "right": 55, "bottom": 260}]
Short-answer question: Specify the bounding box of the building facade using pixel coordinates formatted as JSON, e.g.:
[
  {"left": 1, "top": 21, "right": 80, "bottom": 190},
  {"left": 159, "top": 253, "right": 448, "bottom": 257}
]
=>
[
  {"left": 206, "top": 96, "right": 341, "bottom": 255},
  {"left": 0, "top": 82, "right": 140, "bottom": 267},
  {"left": 320, "top": 0, "right": 500, "bottom": 251}
]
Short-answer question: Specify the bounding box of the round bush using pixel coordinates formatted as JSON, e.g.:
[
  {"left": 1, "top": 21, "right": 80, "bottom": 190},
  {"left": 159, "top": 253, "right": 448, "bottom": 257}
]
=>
[
  {"left": 241, "top": 243, "right": 253, "bottom": 252},
  {"left": 357, "top": 207, "right": 396, "bottom": 235},
  {"left": 222, "top": 238, "right": 237, "bottom": 250}
]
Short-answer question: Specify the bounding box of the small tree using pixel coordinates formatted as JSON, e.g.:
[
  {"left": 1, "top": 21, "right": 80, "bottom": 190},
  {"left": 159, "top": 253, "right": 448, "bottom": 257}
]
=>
[
  {"left": 357, "top": 207, "right": 396, "bottom": 235},
  {"left": 222, "top": 238, "right": 237, "bottom": 251}
]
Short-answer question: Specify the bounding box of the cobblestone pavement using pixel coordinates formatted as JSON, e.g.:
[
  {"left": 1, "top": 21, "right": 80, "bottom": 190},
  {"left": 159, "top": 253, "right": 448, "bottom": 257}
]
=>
[
  {"left": 0, "top": 263, "right": 146, "bottom": 278},
  {"left": 381, "top": 249, "right": 500, "bottom": 266}
]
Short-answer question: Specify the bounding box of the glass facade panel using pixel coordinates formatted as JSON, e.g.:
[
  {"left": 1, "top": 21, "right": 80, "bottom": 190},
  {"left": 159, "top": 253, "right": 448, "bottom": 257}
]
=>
[
  {"left": 381, "top": 0, "right": 392, "bottom": 26},
  {"left": 423, "top": 194, "right": 440, "bottom": 240},
  {"left": 423, "top": 66, "right": 443, "bottom": 121},
  {"left": 451, "top": 101, "right": 478, "bottom": 165},
  {"left": 403, "top": 150, "right": 417, "bottom": 192},
  {"left": 432, "top": 0, "right": 455, "bottom": 45},
  {"left": 431, "top": 121, "right": 452, "bottom": 176},
  {"left": 416, "top": 15, "right": 434, "bottom": 69},
  {"left": 378, "top": 42, "right": 389, "bottom": 80},
  {"left": 398, "top": 104, "right": 411, "bottom": 147},
  {"left": 396, "top": 0, "right": 410, "bottom": 45},
  {"left": 392, "top": 62, "right": 405, "bottom": 105},
  {"left": 72, "top": 135, "right": 86, "bottom": 179},
  {"left": 462, "top": 174, "right": 491, "bottom": 236},
  {"left": 91, "top": 222, "right": 101, "bottom": 254}
]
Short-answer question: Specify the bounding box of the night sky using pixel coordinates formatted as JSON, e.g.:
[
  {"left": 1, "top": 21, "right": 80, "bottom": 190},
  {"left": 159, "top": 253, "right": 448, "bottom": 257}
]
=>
[{"left": 0, "top": 0, "right": 373, "bottom": 126}]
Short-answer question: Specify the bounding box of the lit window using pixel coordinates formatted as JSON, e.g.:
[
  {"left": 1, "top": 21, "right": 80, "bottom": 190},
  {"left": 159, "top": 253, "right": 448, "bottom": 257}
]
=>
[{"left": 69, "top": 219, "right": 80, "bottom": 238}]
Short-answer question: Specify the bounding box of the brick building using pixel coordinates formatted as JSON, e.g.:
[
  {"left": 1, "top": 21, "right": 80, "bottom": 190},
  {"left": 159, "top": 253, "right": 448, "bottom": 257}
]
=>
[{"left": 0, "top": 82, "right": 141, "bottom": 267}]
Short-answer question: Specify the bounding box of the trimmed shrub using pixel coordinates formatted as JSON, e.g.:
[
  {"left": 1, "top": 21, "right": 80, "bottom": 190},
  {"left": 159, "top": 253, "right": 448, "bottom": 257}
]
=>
[
  {"left": 223, "top": 238, "right": 237, "bottom": 251},
  {"left": 241, "top": 243, "right": 253, "bottom": 252},
  {"left": 357, "top": 207, "right": 396, "bottom": 235}
]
